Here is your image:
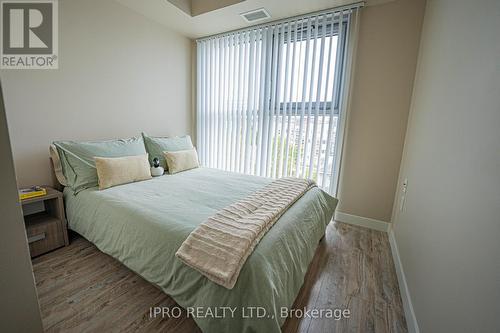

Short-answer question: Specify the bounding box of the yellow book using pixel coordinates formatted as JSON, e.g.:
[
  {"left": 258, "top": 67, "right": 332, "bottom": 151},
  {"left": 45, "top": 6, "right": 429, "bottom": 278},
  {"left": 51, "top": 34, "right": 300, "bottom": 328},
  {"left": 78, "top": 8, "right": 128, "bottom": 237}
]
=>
[{"left": 19, "top": 186, "right": 47, "bottom": 200}]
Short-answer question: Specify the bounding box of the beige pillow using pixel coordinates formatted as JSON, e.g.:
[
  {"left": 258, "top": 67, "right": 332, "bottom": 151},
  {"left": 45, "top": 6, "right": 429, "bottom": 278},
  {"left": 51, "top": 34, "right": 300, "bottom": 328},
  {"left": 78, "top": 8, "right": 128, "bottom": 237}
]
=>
[
  {"left": 164, "top": 148, "right": 200, "bottom": 174},
  {"left": 95, "top": 154, "right": 152, "bottom": 190},
  {"left": 49, "top": 144, "right": 68, "bottom": 186}
]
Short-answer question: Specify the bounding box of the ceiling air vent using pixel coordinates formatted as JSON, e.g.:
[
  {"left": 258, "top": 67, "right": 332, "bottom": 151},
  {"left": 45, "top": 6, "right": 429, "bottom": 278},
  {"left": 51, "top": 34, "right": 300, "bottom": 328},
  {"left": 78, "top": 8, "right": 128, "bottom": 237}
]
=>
[{"left": 240, "top": 8, "right": 271, "bottom": 23}]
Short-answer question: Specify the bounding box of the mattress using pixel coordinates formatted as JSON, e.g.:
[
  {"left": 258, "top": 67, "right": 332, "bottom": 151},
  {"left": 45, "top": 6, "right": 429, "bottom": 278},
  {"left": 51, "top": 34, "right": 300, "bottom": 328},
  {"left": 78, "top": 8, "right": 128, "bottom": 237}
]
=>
[{"left": 64, "top": 167, "right": 338, "bottom": 333}]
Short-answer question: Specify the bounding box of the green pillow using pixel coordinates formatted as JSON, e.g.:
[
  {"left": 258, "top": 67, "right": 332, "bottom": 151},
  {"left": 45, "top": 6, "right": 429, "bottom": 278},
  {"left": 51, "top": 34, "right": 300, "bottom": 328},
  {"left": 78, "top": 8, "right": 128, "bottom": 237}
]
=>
[
  {"left": 142, "top": 133, "right": 193, "bottom": 169},
  {"left": 53, "top": 136, "right": 146, "bottom": 193}
]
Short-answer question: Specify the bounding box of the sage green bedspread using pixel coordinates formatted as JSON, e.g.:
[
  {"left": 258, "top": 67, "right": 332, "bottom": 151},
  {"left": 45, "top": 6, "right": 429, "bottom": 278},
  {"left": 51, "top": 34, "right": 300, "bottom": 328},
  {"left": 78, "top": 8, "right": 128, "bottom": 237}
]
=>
[{"left": 64, "top": 167, "right": 338, "bottom": 333}]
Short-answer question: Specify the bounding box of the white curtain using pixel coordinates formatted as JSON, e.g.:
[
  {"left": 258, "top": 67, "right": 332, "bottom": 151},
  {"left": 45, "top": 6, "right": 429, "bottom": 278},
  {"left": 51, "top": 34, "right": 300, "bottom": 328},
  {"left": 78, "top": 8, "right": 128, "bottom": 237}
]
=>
[{"left": 196, "top": 4, "right": 361, "bottom": 195}]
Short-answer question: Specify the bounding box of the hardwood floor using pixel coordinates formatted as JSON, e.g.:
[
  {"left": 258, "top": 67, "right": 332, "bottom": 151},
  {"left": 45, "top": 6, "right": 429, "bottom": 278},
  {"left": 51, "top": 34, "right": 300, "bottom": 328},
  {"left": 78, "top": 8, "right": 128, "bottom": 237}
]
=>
[{"left": 32, "top": 222, "right": 407, "bottom": 333}]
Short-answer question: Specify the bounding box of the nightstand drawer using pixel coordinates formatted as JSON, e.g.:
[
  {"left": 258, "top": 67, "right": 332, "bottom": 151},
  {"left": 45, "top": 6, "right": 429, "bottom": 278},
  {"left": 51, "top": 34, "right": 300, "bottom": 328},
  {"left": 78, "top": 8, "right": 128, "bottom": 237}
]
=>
[{"left": 26, "top": 214, "right": 65, "bottom": 257}]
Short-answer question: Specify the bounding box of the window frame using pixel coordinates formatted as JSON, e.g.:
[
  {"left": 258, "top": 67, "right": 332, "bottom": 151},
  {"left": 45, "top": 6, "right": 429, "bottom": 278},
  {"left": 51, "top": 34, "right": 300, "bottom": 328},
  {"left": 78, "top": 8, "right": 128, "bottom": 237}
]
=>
[{"left": 273, "top": 18, "right": 349, "bottom": 116}]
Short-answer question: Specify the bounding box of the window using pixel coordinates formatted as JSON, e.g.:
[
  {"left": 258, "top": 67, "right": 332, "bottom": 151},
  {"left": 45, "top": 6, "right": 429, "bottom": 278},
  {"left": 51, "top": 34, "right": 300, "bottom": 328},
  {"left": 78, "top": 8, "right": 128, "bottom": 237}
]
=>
[{"left": 196, "top": 7, "right": 359, "bottom": 195}]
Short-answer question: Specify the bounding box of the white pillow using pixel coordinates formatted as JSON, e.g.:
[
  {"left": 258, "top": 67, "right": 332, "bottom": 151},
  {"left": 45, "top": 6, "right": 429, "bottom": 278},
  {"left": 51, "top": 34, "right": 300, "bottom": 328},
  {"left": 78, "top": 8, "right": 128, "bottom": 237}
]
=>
[{"left": 95, "top": 154, "right": 152, "bottom": 190}]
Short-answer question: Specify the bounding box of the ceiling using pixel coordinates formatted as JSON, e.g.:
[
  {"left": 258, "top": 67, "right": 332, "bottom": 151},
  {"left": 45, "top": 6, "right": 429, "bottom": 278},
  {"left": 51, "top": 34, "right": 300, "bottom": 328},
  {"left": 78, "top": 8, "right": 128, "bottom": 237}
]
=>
[
  {"left": 115, "top": 0, "right": 395, "bottom": 39},
  {"left": 167, "top": 0, "right": 247, "bottom": 17}
]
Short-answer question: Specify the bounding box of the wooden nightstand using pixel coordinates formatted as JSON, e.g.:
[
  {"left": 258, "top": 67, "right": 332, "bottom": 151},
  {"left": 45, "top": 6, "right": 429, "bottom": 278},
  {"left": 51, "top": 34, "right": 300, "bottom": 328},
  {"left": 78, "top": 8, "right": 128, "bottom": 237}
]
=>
[{"left": 21, "top": 187, "right": 69, "bottom": 257}]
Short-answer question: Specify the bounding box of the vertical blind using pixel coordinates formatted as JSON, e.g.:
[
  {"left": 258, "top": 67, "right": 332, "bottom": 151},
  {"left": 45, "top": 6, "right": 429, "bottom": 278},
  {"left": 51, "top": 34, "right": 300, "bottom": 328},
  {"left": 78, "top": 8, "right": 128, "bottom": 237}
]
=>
[{"left": 196, "top": 4, "right": 361, "bottom": 195}]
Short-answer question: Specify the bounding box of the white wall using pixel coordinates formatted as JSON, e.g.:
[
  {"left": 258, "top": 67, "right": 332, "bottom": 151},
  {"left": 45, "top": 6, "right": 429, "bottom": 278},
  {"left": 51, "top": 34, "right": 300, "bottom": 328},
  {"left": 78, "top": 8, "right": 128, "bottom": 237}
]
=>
[
  {"left": 0, "top": 83, "right": 43, "bottom": 332},
  {"left": 391, "top": 0, "right": 500, "bottom": 332},
  {"left": 338, "top": 0, "right": 426, "bottom": 222},
  {"left": 0, "top": 0, "right": 192, "bottom": 187}
]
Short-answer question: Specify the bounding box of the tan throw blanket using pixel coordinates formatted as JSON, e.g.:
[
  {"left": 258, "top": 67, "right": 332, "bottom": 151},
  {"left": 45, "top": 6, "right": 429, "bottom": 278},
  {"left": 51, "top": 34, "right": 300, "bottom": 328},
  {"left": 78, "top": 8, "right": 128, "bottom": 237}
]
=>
[{"left": 175, "top": 177, "right": 316, "bottom": 289}]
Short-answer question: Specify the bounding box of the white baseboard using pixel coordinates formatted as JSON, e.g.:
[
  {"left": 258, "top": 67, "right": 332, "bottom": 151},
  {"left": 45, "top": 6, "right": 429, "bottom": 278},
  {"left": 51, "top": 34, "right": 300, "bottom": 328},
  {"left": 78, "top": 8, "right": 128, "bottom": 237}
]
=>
[
  {"left": 388, "top": 228, "right": 420, "bottom": 333},
  {"left": 334, "top": 211, "right": 390, "bottom": 232}
]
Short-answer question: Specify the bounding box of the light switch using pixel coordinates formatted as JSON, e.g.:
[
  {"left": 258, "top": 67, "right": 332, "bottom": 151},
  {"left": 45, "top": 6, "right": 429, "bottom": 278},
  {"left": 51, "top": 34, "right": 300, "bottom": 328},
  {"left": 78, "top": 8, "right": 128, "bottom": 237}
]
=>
[{"left": 400, "top": 178, "right": 408, "bottom": 211}]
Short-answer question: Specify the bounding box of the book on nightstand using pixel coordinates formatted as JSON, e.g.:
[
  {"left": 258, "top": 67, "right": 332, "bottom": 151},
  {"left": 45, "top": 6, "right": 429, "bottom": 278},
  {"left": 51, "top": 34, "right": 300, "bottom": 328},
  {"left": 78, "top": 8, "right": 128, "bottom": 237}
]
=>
[{"left": 19, "top": 186, "right": 47, "bottom": 200}]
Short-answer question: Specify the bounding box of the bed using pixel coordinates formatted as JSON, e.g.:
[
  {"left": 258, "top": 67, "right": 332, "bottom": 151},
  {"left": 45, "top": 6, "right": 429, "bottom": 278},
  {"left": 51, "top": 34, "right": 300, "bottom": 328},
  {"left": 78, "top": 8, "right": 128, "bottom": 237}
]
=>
[{"left": 64, "top": 167, "right": 337, "bottom": 333}]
